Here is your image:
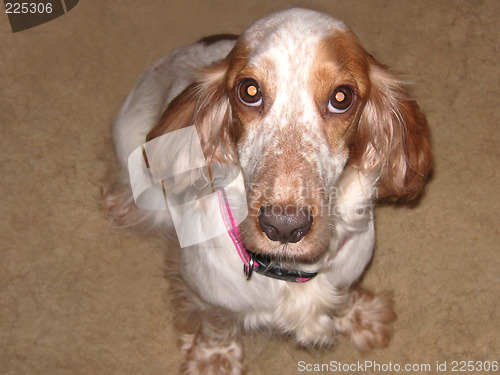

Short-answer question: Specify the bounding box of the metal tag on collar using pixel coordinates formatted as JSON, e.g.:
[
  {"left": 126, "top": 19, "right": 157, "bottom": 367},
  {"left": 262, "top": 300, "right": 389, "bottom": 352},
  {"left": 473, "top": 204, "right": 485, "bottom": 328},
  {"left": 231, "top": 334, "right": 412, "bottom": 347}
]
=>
[{"left": 244, "top": 253, "right": 255, "bottom": 280}]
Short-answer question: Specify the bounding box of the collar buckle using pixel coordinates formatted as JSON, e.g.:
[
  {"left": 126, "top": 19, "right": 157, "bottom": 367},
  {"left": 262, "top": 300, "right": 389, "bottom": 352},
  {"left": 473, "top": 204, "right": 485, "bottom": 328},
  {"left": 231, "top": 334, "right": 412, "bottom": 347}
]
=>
[{"left": 244, "top": 253, "right": 255, "bottom": 280}]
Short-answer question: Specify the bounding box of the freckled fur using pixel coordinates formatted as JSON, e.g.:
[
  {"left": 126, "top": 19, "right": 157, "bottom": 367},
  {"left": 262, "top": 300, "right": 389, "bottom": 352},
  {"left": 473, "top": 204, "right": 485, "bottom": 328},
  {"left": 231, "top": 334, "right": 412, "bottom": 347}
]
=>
[{"left": 102, "top": 8, "right": 431, "bottom": 374}]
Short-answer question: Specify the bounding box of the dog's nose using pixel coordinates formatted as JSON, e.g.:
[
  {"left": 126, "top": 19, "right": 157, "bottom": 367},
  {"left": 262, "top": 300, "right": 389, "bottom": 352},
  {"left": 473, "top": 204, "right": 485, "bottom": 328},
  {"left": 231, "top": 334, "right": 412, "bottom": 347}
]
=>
[{"left": 258, "top": 205, "right": 313, "bottom": 243}]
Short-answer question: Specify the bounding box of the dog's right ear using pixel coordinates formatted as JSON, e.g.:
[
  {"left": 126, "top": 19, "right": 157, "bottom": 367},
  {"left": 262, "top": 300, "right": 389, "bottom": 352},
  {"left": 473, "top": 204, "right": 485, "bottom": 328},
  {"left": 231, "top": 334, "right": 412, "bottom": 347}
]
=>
[{"left": 146, "top": 61, "right": 238, "bottom": 164}]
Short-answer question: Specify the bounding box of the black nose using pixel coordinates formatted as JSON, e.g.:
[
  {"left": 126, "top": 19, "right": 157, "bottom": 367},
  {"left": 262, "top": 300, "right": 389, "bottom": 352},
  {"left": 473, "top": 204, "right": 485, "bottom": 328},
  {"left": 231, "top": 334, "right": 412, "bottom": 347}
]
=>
[{"left": 258, "top": 205, "right": 313, "bottom": 244}]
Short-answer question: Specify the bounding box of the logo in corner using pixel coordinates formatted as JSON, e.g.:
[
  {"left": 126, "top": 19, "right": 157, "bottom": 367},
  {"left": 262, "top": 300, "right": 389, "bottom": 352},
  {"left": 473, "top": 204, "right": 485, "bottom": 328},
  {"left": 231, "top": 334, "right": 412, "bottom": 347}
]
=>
[{"left": 4, "top": 0, "right": 79, "bottom": 33}]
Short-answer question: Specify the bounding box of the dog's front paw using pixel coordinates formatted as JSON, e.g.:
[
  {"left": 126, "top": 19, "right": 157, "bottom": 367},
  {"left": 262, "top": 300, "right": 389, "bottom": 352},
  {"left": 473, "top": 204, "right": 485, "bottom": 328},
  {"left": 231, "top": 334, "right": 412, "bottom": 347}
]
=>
[
  {"left": 334, "top": 288, "right": 397, "bottom": 353},
  {"left": 181, "top": 336, "right": 244, "bottom": 375}
]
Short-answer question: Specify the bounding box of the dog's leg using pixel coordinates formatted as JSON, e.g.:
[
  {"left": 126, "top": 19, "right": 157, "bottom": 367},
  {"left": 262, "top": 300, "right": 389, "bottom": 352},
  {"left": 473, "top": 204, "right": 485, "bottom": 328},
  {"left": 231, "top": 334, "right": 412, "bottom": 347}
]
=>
[
  {"left": 101, "top": 175, "right": 139, "bottom": 227},
  {"left": 178, "top": 306, "right": 244, "bottom": 375},
  {"left": 334, "top": 287, "right": 397, "bottom": 353},
  {"left": 166, "top": 254, "right": 244, "bottom": 375}
]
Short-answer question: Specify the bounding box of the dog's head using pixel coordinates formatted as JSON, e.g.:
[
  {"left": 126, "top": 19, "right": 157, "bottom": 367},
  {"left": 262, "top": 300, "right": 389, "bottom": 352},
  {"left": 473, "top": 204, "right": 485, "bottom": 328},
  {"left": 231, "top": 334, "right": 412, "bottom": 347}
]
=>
[{"left": 147, "top": 8, "right": 432, "bottom": 261}]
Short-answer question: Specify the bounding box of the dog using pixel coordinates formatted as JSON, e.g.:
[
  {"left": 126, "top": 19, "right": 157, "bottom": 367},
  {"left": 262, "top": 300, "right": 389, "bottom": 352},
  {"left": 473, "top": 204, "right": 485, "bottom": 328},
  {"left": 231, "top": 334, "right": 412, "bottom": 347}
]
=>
[{"left": 103, "top": 8, "right": 432, "bottom": 374}]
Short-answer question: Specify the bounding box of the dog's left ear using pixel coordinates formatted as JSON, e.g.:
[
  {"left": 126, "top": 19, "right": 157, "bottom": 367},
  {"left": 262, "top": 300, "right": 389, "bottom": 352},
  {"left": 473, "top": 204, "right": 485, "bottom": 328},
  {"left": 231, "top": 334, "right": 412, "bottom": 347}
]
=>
[
  {"left": 354, "top": 59, "right": 432, "bottom": 203},
  {"left": 146, "top": 61, "right": 237, "bottom": 164}
]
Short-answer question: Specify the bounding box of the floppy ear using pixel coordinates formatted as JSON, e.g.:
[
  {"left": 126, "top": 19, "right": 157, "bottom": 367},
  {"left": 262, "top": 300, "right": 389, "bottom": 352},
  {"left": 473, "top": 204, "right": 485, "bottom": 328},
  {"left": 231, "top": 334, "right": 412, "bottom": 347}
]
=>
[
  {"left": 146, "top": 61, "right": 238, "bottom": 164},
  {"left": 354, "top": 59, "right": 432, "bottom": 203}
]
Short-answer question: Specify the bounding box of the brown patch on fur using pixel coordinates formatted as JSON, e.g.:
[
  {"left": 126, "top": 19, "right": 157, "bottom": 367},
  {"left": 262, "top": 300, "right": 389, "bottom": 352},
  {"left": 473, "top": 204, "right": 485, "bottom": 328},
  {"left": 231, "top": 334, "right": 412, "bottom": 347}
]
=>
[
  {"left": 224, "top": 40, "right": 271, "bottom": 129},
  {"left": 146, "top": 83, "right": 199, "bottom": 141},
  {"left": 311, "top": 32, "right": 372, "bottom": 149},
  {"left": 351, "top": 59, "right": 432, "bottom": 203},
  {"left": 146, "top": 60, "right": 240, "bottom": 164},
  {"left": 198, "top": 34, "right": 239, "bottom": 46},
  {"left": 238, "top": 128, "right": 331, "bottom": 262},
  {"left": 312, "top": 31, "right": 431, "bottom": 204}
]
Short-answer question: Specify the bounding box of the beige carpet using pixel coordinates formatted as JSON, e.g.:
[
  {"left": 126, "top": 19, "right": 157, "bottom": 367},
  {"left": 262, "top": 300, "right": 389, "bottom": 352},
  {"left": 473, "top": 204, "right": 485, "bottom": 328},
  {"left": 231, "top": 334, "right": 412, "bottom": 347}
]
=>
[{"left": 1, "top": 1, "right": 499, "bottom": 374}]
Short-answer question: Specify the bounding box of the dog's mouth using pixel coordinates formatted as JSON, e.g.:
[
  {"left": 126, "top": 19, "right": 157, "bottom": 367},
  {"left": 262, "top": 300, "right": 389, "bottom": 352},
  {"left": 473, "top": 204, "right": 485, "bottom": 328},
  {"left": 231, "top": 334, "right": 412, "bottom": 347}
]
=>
[
  {"left": 243, "top": 248, "right": 321, "bottom": 282},
  {"left": 242, "top": 240, "right": 328, "bottom": 264}
]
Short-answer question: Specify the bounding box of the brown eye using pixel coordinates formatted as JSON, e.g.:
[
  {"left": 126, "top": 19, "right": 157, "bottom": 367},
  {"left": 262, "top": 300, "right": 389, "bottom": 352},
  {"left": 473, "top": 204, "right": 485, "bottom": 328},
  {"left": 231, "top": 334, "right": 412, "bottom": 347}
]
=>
[
  {"left": 328, "top": 86, "right": 354, "bottom": 113},
  {"left": 238, "top": 79, "right": 262, "bottom": 107}
]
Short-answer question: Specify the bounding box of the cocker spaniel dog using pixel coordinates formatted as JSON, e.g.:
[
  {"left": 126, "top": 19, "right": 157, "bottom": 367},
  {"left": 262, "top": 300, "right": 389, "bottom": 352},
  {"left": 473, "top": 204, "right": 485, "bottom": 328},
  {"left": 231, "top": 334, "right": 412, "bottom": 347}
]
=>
[{"left": 103, "top": 8, "right": 432, "bottom": 374}]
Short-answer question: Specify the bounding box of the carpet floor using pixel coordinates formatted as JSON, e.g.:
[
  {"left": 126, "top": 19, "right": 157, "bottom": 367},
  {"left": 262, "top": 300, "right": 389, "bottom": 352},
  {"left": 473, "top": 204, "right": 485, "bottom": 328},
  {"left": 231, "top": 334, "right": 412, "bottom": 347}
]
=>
[{"left": 1, "top": 1, "right": 498, "bottom": 374}]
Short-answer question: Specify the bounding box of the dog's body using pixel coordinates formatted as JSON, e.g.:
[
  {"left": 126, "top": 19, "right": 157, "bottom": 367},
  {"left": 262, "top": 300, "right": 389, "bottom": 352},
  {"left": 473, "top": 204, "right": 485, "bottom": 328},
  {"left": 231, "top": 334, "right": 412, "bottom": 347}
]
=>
[{"left": 104, "top": 8, "right": 431, "bottom": 374}]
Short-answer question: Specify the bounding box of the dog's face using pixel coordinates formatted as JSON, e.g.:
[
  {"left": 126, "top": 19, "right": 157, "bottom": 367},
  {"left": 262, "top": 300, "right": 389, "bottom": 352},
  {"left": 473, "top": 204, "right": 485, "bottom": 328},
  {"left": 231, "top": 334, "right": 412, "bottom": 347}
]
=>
[
  {"left": 147, "top": 8, "right": 431, "bottom": 262},
  {"left": 226, "top": 12, "right": 373, "bottom": 261}
]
